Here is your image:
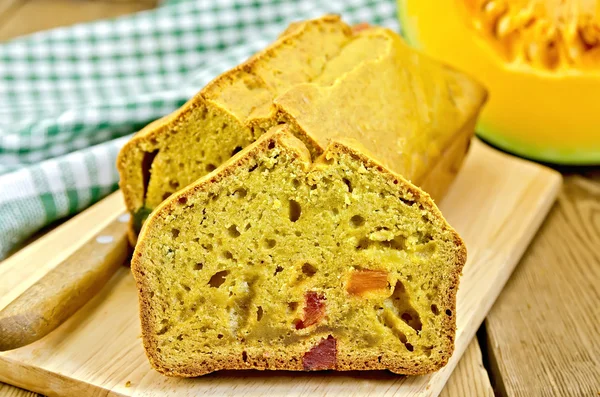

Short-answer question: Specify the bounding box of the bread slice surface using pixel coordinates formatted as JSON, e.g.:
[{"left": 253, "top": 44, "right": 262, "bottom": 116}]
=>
[{"left": 132, "top": 127, "right": 466, "bottom": 376}]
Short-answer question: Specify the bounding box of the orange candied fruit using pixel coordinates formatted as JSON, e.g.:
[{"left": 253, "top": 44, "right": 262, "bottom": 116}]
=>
[{"left": 346, "top": 269, "right": 389, "bottom": 296}]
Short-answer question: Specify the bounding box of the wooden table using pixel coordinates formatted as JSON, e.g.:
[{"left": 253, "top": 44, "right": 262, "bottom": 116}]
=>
[{"left": 0, "top": 2, "right": 598, "bottom": 396}]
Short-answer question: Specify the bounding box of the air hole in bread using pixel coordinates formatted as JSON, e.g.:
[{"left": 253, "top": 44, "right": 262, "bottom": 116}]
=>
[
  {"left": 171, "top": 228, "right": 180, "bottom": 238},
  {"left": 208, "top": 271, "right": 229, "bottom": 288},
  {"left": 264, "top": 239, "right": 276, "bottom": 249},
  {"left": 221, "top": 251, "right": 234, "bottom": 260},
  {"left": 162, "top": 192, "right": 172, "bottom": 201},
  {"left": 141, "top": 149, "right": 159, "bottom": 200},
  {"left": 274, "top": 265, "right": 283, "bottom": 275},
  {"left": 400, "top": 197, "right": 414, "bottom": 206},
  {"left": 390, "top": 235, "right": 406, "bottom": 250},
  {"left": 292, "top": 179, "right": 301, "bottom": 189},
  {"left": 169, "top": 180, "right": 180, "bottom": 190},
  {"left": 343, "top": 178, "right": 353, "bottom": 192},
  {"left": 418, "top": 233, "right": 434, "bottom": 244},
  {"left": 356, "top": 237, "right": 370, "bottom": 250},
  {"left": 231, "top": 146, "right": 243, "bottom": 156},
  {"left": 289, "top": 200, "right": 301, "bottom": 222},
  {"left": 242, "top": 351, "right": 248, "bottom": 362},
  {"left": 350, "top": 215, "right": 365, "bottom": 227},
  {"left": 431, "top": 304, "right": 440, "bottom": 315},
  {"left": 206, "top": 164, "right": 217, "bottom": 172},
  {"left": 446, "top": 309, "right": 452, "bottom": 316},
  {"left": 193, "top": 263, "right": 203, "bottom": 270},
  {"left": 405, "top": 343, "right": 414, "bottom": 352},
  {"left": 182, "top": 285, "right": 191, "bottom": 292},
  {"left": 156, "top": 325, "right": 170, "bottom": 335},
  {"left": 288, "top": 302, "right": 299, "bottom": 312},
  {"left": 228, "top": 225, "right": 241, "bottom": 238},
  {"left": 268, "top": 141, "right": 275, "bottom": 150},
  {"left": 302, "top": 263, "right": 317, "bottom": 277},
  {"left": 401, "top": 312, "right": 414, "bottom": 323},
  {"left": 217, "top": 334, "right": 223, "bottom": 339},
  {"left": 234, "top": 188, "right": 247, "bottom": 198},
  {"left": 387, "top": 281, "right": 422, "bottom": 332},
  {"left": 380, "top": 310, "right": 408, "bottom": 344},
  {"left": 256, "top": 306, "right": 264, "bottom": 322}
]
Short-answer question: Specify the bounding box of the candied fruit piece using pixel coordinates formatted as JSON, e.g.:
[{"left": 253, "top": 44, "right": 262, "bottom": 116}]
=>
[
  {"left": 352, "top": 22, "right": 371, "bottom": 33},
  {"left": 303, "top": 335, "right": 337, "bottom": 370},
  {"left": 296, "top": 291, "right": 325, "bottom": 329},
  {"left": 346, "top": 269, "right": 389, "bottom": 296}
]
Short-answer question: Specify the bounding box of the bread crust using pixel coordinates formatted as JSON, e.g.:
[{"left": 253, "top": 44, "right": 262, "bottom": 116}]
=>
[{"left": 131, "top": 127, "right": 466, "bottom": 377}]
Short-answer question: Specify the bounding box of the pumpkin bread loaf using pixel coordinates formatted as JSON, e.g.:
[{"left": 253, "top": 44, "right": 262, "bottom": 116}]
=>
[
  {"left": 132, "top": 127, "right": 466, "bottom": 376},
  {"left": 117, "top": 15, "right": 486, "bottom": 244}
]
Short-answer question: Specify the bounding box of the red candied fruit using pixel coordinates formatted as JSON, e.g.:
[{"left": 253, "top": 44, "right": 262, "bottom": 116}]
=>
[
  {"left": 296, "top": 291, "right": 326, "bottom": 330},
  {"left": 303, "top": 335, "right": 337, "bottom": 370}
]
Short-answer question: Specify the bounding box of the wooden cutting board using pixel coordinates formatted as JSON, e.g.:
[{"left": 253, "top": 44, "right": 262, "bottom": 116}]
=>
[{"left": 0, "top": 139, "right": 561, "bottom": 397}]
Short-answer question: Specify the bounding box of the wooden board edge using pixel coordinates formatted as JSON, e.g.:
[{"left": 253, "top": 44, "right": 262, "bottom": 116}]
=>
[
  {"left": 440, "top": 337, "right": 493, "bottom": 397},
  {"left": 0, "top": 355, "right": 124, "bottom": 397}
]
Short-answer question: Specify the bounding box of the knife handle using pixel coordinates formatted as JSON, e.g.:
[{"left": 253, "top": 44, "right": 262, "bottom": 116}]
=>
[{"left": 0, "top": 214, "right": 131, "bottom": 351}]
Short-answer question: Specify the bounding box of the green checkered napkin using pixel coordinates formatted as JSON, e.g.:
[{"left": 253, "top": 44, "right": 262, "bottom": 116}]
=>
[{"left": 0, "top": 0, "right": 399, "bottom": 259}]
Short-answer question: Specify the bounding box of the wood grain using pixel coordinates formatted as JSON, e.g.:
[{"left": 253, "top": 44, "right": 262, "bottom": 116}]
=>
[
  {"left": 0, "top": 0, "right": 23, "bottom": 29},
  {"left": 0, "top": 382, "right": 41, "bottom": 397},
  {"left": 485, "top": 174, "right": 600, "bottom": 397},
  {"left": 0, "top": 140, "right": 562, "bottom": 396},
  {"left": 440, "top": 337, "right": 493, "bottom": 397},
  {"left": 0, "top": 0, "right": 157, "bottom": 41}
]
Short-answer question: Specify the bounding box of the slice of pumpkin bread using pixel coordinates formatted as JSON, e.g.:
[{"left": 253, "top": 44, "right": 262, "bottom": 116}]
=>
[
  {"left": 117, "top": 15, "right": 486, "bottom": 243},
  {"left": 117, "top": 15, "right": 353, "bottom": 241},
  {"left": 132, "top": 127, "right": 466, "bottom": 376}
]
